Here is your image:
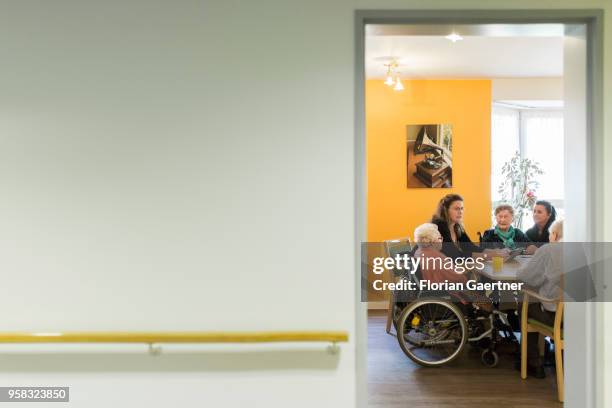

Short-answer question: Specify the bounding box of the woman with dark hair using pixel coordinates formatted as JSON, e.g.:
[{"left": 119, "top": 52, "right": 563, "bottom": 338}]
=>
[
  {"left": 525, "top": 200, "right": 557, "bottom": 246},
  {"left": 430, "top": 194, "right": 480, "bottom": 258}
]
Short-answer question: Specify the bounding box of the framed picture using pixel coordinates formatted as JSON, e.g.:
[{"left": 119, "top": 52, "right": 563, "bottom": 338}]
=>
[{"left": 407, "top": 124, "right": 453, "bottom": 188}]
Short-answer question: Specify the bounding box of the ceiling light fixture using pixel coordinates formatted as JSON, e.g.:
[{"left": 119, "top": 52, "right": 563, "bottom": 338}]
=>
[
  {"left": 393, "top": 76, "right": 404, "bottom": 91},
  {"left": 384, "top": 73, "right": 395, "bottom": 86},
  {"left": 383, "top": 60, "right": 403, "bottom": 91},
  {"left": 445, "top": 32, "right": 463, "bottom": 42},
  {"left": 383, "top": 61, "right": 397, "bottom": 86}
]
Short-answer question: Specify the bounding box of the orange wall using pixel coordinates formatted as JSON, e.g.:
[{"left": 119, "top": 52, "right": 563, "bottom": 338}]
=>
[{"left": 367, "top": 79, "right": 492, "bottom": 242}]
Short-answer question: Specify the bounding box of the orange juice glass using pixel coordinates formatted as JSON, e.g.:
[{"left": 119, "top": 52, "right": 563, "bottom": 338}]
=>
[{"left": 492, "top": 256, "right": 504, "bottom": 273}]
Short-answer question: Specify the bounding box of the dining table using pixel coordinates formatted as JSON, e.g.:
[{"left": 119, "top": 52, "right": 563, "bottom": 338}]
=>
[{"left": 475, "top": 254, "right": 532, "bottom": 282}]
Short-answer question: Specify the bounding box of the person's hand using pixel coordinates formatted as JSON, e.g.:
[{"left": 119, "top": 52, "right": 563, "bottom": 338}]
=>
[
  {"left": 482, "top": 248, "right": 509, "bottom": 259},
  {"left": 497, "top": 248, "right": 511, "bottom": 257},
  {"left": 523, "top": 245, "right": 538, "bottom": 255},
  {"left": 487, "top": 248, "right": 511, "bottom": 260}
]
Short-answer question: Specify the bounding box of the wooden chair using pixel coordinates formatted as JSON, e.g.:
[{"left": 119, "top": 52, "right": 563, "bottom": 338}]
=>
[
  {"left": 383, "top": 237, "right": 413, "bottom": 335},
  {"left": 520, "top": 288, "right": 564, "bottom": 402}
]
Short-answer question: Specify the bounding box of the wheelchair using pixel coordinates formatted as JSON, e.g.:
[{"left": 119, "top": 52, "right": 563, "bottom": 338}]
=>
[{"left": 390, "top": 266, "right": 516, "bottom": 368}]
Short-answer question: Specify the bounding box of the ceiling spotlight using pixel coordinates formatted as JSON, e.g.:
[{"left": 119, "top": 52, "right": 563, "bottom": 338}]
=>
[
  {"left": 445, "top": 33, "right": 463, "bottom": 42},
  {"left": 393, "top": 77, "right": 404, "bottom": 91}
]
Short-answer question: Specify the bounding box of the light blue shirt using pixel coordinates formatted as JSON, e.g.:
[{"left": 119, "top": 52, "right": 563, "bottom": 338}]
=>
[{"left": 517, "top": 243, "right": 562, "bottom": 312}]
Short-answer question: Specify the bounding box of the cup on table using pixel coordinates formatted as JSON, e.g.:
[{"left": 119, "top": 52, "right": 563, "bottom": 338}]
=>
[{"left": 492, "top": 256, "right": 504, "bottom": 272}]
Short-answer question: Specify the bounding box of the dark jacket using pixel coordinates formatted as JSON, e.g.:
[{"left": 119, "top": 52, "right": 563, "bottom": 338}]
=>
[
  {"left": 481, "top": 227, "right": 531, "bottom": 250},
  {"left": 525, "top": 225, "right": 550, "bottom": 247},
  {"left": 431, "top": 218, "right": 481, "bottom": 259}
]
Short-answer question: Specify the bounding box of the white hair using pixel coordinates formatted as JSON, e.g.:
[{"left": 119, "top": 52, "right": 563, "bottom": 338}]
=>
[
  {"left": 414, "top": 223, "right": 441, "bottom": 247},
  {"left": 549, "top": 219, "right": 563, "bottom": 240}
]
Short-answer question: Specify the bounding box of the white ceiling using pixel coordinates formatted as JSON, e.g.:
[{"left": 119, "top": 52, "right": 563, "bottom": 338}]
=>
[{"left": 366, "top": 25, "right": 564, "bottom": 79}]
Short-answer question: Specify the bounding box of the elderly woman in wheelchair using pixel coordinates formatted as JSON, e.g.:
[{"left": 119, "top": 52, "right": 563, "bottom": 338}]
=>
[{"left": 393, "top": 223, "right": 515, "bottom": 368}]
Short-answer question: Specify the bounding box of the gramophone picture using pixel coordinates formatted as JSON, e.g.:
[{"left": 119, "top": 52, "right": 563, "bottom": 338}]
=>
[{"left": 407, "top": 124, "right": 453, "bottom": 188}]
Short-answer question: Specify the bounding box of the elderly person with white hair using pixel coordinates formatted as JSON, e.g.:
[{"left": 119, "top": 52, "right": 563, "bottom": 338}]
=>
[
  {"left": 516, "top": 219, "right": 564, "bottom": 378},
  {"left": 414, "top": 223, "right": 468, "bottom": 285}
]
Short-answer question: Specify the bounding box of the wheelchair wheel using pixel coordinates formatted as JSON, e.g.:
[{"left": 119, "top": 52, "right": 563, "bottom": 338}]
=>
[
  {"left": 481, "top": 349, "right": 499, "bottom": 368},
  {"left": 396, "top": 299, "right": 467, "bottom": 367}
]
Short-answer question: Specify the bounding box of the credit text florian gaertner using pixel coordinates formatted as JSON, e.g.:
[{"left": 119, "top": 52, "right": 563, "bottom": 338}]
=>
[{"left": 370, "top": 253, "right": 524, "bottom": 291}]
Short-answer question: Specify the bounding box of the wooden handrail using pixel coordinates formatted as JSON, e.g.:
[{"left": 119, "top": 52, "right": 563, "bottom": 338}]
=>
[{"left": 0, "top": 331, "right": 349, "bottom": 344}]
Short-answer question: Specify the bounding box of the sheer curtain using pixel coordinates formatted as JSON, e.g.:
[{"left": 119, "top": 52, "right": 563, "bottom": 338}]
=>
[
  {"left": 521, "top": 110, "right": 564, "bottom": 201},
  {"left": 491, "top": 107, "right": 520, "bottom": 203}
]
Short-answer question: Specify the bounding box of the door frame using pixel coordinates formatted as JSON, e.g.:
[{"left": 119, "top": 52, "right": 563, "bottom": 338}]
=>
[{"left": 354, "top": 9, "right": 604, "bottom": 408}]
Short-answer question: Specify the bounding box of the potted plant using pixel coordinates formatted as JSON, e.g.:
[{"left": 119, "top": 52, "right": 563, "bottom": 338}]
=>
[{"left": 497, "top": 152, "right": 543, "bottom": 229}]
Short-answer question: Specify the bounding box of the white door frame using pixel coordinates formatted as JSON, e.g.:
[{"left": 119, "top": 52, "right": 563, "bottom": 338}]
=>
[{"left": 354, "top": 9, "right": 604, "bottom": 408}]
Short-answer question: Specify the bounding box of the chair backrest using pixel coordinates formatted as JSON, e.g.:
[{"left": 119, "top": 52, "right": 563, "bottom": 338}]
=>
[
  {"left": 554, "top": 301, "right": 564, "bottom": 333},
  {"left": 384, "top": 237, "right": 421, "bottom": 285},
  {"left": 384, "top": 237, "right": 413, "bottom": 259}
]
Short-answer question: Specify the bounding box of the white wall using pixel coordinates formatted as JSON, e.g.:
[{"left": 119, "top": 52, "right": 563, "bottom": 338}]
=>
[
  {"left": 0, "top": 1, "right": 610, "bottom": 407},
  {"left": 0, "top": 1, "right": 356, "bottom": 407},
  {"left": 492, "top": 77, "right": 563, "bottom": 100},
  {"left": 604, "top": 303, "right": 612, "bottom": 408}
]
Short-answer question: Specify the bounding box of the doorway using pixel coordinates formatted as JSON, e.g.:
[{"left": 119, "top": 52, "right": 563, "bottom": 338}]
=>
[{"left": 355, "top": 10, "right": 603, "bottom": 408}]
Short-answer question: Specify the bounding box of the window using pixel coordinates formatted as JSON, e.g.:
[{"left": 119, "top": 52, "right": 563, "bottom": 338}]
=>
[{"left": 491, "top": 105, "right": 564, "bottom": 227}]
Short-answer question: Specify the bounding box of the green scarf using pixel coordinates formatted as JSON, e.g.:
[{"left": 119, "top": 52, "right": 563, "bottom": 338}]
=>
[{"left": 495, "top": 225, "right": 516, "bottom": 249}]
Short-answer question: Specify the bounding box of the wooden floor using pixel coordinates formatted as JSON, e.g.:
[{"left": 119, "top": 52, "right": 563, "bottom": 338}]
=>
[{"left": 368, "top": 311, "right": 561, "bottom": 408}]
